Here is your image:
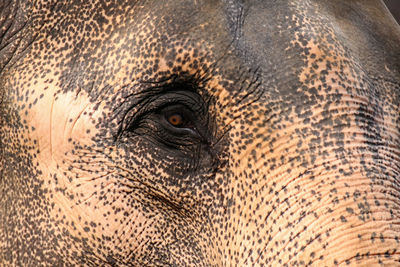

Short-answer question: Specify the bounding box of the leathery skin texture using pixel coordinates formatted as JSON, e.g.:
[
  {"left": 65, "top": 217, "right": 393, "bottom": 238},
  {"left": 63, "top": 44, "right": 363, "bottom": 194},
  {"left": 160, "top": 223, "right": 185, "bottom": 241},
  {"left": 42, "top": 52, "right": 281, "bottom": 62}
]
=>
[{"left": 0, "top": 0, "right": 400, "bottom": 266}]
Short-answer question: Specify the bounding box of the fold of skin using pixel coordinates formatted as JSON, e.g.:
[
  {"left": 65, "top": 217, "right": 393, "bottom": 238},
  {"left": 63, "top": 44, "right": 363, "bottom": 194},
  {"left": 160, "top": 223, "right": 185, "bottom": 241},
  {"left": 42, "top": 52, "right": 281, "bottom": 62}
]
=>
[{"left": 1, "top": 0, "right": 399, "bottom": 266}]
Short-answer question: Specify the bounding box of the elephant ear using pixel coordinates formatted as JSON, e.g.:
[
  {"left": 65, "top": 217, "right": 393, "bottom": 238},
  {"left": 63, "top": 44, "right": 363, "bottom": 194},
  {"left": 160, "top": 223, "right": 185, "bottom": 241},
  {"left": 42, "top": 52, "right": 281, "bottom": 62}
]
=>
[{"left": 0, "top": 0, "right": 33, "bottom": 73}]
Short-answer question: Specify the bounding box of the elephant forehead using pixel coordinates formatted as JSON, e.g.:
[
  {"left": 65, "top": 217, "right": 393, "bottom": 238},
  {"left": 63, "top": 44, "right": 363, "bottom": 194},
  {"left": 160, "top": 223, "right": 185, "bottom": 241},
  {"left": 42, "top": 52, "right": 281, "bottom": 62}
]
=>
[
  {"left": 23, "top": 1, "right": 228, "bottom": 91},
  {"left": 18, "top": 0, "right": 398, "bottom": 103}
]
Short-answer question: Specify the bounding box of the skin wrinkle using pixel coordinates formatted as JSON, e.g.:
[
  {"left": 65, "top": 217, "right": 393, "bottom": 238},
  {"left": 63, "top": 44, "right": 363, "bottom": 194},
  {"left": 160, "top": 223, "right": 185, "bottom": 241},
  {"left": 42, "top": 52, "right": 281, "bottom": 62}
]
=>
[
  {"left": 0, "top": 5, "right": 31, "bottom": 72},
  {"left": 113, "top": 164, "right": 191, "bottom": 213},
  {"left": 337, "top": 243, "right": 400, "bottom": 266},
  {"left": 68, "top": 97, "right": 92, "bottom": 139},
  {"left": 49, "top": 94, "right": 55, "bottom": 161}
]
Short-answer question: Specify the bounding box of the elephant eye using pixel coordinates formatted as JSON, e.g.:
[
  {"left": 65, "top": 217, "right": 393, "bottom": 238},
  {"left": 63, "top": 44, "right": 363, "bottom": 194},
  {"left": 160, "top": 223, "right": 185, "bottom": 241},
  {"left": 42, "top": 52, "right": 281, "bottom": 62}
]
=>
[
  {"left": 121, "top": 88, "right": 209, "bottom": 147},
  {"left": 167, "top": 113, "right": 184, "bottom": 127},
  {"left": 159, "top": 105, "right": 197, "bottom": 133}
]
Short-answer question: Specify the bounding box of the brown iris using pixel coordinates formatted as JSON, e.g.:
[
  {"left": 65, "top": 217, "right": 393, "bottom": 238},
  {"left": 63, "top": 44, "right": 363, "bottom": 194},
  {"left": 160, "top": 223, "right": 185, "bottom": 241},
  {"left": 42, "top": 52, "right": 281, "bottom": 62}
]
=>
[{"left": 167, "top": 113, "right": 184, "bottom": 127}]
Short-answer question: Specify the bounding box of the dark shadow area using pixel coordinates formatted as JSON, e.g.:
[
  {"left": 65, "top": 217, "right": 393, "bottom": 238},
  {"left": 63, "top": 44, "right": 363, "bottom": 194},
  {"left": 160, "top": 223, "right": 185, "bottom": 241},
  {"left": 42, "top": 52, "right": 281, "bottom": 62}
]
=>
[{"left": 384, "top": 0, "right": 400, "bottom": 24}]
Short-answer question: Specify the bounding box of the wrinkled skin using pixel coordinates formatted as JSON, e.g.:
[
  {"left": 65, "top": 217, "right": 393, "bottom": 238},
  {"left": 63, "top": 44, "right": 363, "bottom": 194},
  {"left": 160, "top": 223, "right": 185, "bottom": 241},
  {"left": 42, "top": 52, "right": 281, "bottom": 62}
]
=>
[{"left": 1, "top": 0, "right": 400, "bottom": 266}]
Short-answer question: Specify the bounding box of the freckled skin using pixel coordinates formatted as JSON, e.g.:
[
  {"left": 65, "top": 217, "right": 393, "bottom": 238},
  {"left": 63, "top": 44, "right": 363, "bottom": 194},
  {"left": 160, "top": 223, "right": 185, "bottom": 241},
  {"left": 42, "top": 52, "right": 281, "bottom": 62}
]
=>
[{"left": 1, "top": 0, "right": 400, "bottom": 266}]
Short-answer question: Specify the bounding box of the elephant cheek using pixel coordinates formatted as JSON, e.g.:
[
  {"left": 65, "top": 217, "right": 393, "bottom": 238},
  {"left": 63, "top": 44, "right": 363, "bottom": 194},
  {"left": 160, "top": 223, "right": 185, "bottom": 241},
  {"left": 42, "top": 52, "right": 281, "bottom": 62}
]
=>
[
  {"left": 214, "top": 164, "right": 400, "bottom": 265},
  {"left": 20, "top": 89, "right": 153, "bottom": 261},
  {"left": 211, "top": 111, "right": 400, "bottom": 265}
]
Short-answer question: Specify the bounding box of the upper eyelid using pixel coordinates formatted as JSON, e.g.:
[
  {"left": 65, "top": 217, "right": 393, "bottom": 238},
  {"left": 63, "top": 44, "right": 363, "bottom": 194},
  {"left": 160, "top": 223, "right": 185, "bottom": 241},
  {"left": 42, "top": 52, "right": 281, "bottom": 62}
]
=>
[{"left": 134, "top": 89, "right": 205, "bottom": 119}]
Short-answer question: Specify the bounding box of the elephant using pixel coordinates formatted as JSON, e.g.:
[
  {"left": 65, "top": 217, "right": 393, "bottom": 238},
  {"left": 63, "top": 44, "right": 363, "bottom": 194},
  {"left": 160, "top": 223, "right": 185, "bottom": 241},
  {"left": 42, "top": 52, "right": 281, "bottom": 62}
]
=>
[{"left": 1, "top": 0, "right": 400, "bottom": 266}]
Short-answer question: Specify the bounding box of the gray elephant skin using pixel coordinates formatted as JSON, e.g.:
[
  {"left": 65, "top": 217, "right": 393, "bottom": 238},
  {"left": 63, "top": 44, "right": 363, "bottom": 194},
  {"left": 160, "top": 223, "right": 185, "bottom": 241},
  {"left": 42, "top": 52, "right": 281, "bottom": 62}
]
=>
[{"left": 1, "top": 0, "right": 400, "bottom": 266}]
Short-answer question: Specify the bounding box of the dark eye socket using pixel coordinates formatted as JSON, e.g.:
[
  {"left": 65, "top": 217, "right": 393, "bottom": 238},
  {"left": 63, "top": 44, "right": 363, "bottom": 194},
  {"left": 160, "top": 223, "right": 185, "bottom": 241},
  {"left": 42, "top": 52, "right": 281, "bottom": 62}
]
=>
[{"left": 120, "top": 89, "right": 208, "bottom": 146}]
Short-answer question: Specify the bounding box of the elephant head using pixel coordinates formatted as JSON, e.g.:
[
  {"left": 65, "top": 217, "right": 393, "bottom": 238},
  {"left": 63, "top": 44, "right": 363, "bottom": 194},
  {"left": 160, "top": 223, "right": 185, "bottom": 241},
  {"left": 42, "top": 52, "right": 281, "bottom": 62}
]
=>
[{"left": 1, "top": 0, "right": 400, "bottom": 265}]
